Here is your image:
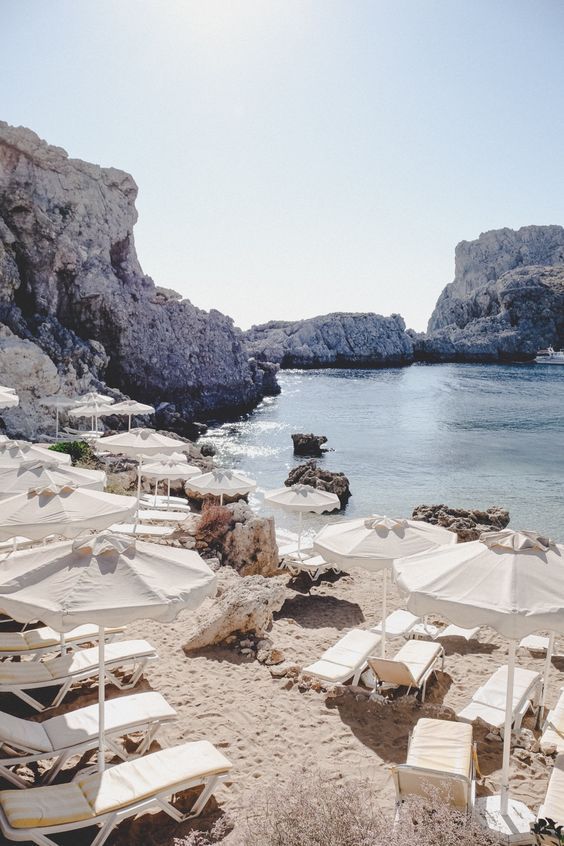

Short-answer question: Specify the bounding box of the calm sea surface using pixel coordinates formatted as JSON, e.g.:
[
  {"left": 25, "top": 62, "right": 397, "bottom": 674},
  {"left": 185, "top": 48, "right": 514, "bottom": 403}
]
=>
[{"left": 204, "top": 363, "right": 564, "bottom": 542}]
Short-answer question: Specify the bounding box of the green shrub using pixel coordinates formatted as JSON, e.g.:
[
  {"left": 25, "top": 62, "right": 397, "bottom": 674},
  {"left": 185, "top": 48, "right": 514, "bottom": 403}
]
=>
[{"left": 48, "top": 441, "right": 94, "bottom": 466}]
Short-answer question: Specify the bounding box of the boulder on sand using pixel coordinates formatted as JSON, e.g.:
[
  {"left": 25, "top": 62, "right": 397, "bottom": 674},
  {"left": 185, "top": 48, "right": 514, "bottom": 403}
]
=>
[
  {"left": 412, "top": 503, "right": 510, "bottom": 542},
  {"left": 285, "top": 460, "right": 351, "bottom": 508},
  {"left": 183, "top": 572, "right": 287, "bottom": 651},
  {"left": 291, "top": 433, "right": 329, "bottom": 456}
]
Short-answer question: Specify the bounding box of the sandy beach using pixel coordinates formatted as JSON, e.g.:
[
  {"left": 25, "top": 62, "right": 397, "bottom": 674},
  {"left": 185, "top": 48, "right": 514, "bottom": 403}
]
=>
[{"left": 1, "top": 564, "right": 556, "bottom": 845}]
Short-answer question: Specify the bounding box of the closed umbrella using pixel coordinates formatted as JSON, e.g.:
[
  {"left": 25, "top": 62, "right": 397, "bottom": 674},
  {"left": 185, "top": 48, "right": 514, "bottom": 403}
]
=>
[
  {"left": 39, "top": 395, "right": 77, "bottom": 440},
  {"left": 190, "top": 468, "right": 256, "bottom": 506},
  {"left": 0, "top": 460, "right": 106, "bottom": 498},
  {"left": 393, "top": 529, "right": 564, "bottom": 837},
  {"left": 104, "top": 399, "right": 155, "bottom": 430},
  {"left": 0, "top": 532, "right": 217, "bottom": 770},
  {"left": 0, "top": 485, "right": 137, "bottom": 542},
  {"left": 314, "top": 515, "right": 457, "bottom": 656},
  {"left": 265, "top": 483, "right": 340, "bottom": 558},
  {"left": 0, "top": 441, "right": 72, "bottom": 467},
  {"left": 141, "top": 457, "right": 201, "bottom": 509}
]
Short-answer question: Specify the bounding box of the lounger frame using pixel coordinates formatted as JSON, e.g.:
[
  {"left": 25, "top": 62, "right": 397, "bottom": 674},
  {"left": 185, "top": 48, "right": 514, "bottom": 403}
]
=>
[
  {"left": 368, "top": 646, "right": 444, "bottom": 702},
  {"left": 391, "top": 757, "right": 476, "bottom": 815},
  {"left": 0, "top": 709, "right": 176, "bottom": 788},
  {"left": 0, "top": 771, "right": 229, "bottom": 846},
  {"left": 0, "top": 649, "right": 156, "bottom": 712}
]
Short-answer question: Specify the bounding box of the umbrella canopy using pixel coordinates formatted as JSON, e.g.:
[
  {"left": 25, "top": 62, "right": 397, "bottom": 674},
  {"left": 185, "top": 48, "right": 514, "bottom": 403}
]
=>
[
  {"left": 76, "top": 392, "right": 115, "bottom": 405},
  {"left": 98, "top": 428, "right": 182, "bottom": 458},
  {"left": 0, "top": 441, "right": 72, "bottom": 467},
  {"left": 264, "top": 483, "right": 340, "bottom": 514},
  {"left": 0, "top": 485, "right": 137, "bottom": 542},
  {"left": 39, "top": 395, "right": 79, "bottom": 440},
  {"left": 105, "top": 400, "right": 155, "bottom": 430},
  {"left": 393, "top": 529, "right": 564, "bottom": 640},
  {"left": 393, "top": 528, "right": 564, "bottom": 826},
  {"left": 0, "top": 460, "right": 106, "bottom": 498},
  {"left": 314, "top": 515, "right": 457, "bottom": 573},
  {"left": 0, "top": 532, "right": 217, "bottom": 631},
  {"left": 141, "top": 458, "right": 202, "bottom": 481},
  {"left": 0, "top": 531, "right": 216, "bottom": 771},
  {"left": 188, "top": 469, "right": 256, "bottom": 500}
]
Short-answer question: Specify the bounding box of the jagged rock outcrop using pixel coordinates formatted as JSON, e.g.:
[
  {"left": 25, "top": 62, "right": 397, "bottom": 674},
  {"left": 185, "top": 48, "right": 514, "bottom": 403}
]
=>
[
  {"left": 291, "top": 432, "right": 329, "bottom": 456},
  {"left": 182, "top": 570, "right": 287, "bottom": 651},
  {"left": 412, "top": 503, "right": 510, "bottom": 542},
  {"left": 422, "top": 227, "right": 564, "bottom": 361},
  {"left": 0, "top": 122, "right": 278, "bottom": 438},
  {"left": 285, "top": 460, "right": 351, "bottom": 507},
  {"left": 245, "top": 312, "right": 414, "bottom": 368}
]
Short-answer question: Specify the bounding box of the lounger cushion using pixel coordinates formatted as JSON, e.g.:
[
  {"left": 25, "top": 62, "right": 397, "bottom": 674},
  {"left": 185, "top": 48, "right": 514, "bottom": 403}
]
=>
[
  {"left": 457, "top": 665, "right": 541, "bottom": 727},
  {"left": 303, "top": 629, "right": 381, "bottom": 682},
  {"left": 44, "top": 691, "right": 176, "bottom": 751},
  {"left": 437, "top": 625, "right": 479, "bottom": 641},
  {"left": 0, "top": 661, "right": 53, "bottom": 685},
  {"left": 538, "top": 754, "right": 564, "bottom": 824},
  {"left": 79, "top": 740, "right": 232, "bottom": 815},
  {"left": 0, "top": 711, "right": 52, "bottom": 753},
  {"left": 46, "top": 639, "right": 154, "bottom": 681},
  {"left": 407, "top": 718, "right": 472, "bottom": 778},
  {"left": 372, "top": 610, "right": 420, "bottom": 637},
  {"left": 302, "top": 659, "right": 352, "bottom": 683},
  {"left": 0, "top": 632, "right": 28, "bottom": 652},
  {"left": 23, "top": 624, "right": 124, "bottom": 650},
  {"left": 1, "top": 782, "right": 95, "bottom": 827}
]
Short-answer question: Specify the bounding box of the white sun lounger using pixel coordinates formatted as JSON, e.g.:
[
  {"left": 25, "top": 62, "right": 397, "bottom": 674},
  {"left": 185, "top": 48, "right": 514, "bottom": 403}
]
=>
[
  {"left": 0, "top": 739, "right": 233, "bottom": 846},
  {"left": 367, "top": 640, "right": 444, "bottom": 702},
  {"left": 371, "top": 610, "right": 421, "bottom": 639},
  {"left": 284, "top": 555, "right": 340, "bottom": 581},
  {"left": 390, "top": 718, "right": 476, "bottom": 812},
  {"left": 537, "top": 754, "right": 564, "bottom": 831},
  {"left": 519, "top": 634, "right": 551, "bottom": 654},
  {"left": 457, "top": 665, "right": 542, "bottom": 731},
  {"left": 0, "top": 639, "right": 157, "bottom": 711},
  {"left": 303, "top": 629, "right": 382, "bottom": 686},
  {"left": 108, "top": 522, "right": 174, "bottom": 538},
  {"left": 0, "top": 624, "right": 125, "bottom": 660},
  {"left": 0, "top": 691, "right": 177, "bottom": 788},
  {"left": 541, "top": 689, "right": 564, "bottom": 753},
  {"left": 410, "top": 623, "right": 480, "bottom": 641},
  {"left": 141, "top": 493, "right": 191, "bottom": 511},
  {"left": 137, "top": 509, "right": 190, "bottom": 523}
]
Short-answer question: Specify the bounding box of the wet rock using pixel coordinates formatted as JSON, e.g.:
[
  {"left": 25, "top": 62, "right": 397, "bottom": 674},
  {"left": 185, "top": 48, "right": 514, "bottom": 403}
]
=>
[
  {"left": 291, "top": 433, "right": 329, "bottom": 456},
  {"left": 285, "top": 460, "right": 350, "bottom": 508},
  {"left": 412, "top": 503, "right": 509, "bottom": 542}
]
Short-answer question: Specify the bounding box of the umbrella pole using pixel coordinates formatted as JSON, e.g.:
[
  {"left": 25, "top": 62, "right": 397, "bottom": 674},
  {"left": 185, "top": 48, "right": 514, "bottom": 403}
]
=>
[
  {"left": 128, "top": 414, "right": 131, "bottom": 431},
  {"left": 298, "top": 512, "right": 303, "bottom": 559},
  {"left": 539, "top": 632, "right": 555, "bottom": 727},
  {"left": 55, "top": 407, "right": 59, "bottom": 440},
  {"left": 135, "top": 458, "right": 143, "bottom": 524},
  {"left": 220, "top": 493, "right": 224, "bottom": 506},
  {"left": 381, "top": 569, "right": 387, "bottom": 658},
  {"left": 167, "top": 479, "right": 171, "bottom": 508},
  {"left": 98, "top": 625, "right": 106, "bottom": 772},
  {"left": 501, "top": 640, "right": 516, "bottom": 815}
]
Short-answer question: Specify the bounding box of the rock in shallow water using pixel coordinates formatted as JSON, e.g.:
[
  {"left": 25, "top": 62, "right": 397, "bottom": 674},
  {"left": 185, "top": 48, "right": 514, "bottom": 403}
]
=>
[
  {"left": 286, "top": 460, "right": 351, "bottom": 508},
  {"left": 291, "top": 432, "right": 329, "bottom": 456}
]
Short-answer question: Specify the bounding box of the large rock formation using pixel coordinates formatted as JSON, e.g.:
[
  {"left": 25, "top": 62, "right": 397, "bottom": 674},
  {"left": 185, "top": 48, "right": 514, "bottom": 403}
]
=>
[
  {"left": 244, "top": 312, "right": 414, "bottom": 368},
  {"left": 0, "top": 122, "right": 278, "bottom": 438},
  {"left": 422, "top": 226, "right": 564, "bottom": 361},
  {"left": 412, "top": 503, "right": 510, "bottom": 542}
]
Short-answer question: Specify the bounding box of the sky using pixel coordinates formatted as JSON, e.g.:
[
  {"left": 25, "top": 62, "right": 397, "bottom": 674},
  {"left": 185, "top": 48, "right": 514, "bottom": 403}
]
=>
[{"left": 2, "top": 1, "right": 564, "bottom": 332}]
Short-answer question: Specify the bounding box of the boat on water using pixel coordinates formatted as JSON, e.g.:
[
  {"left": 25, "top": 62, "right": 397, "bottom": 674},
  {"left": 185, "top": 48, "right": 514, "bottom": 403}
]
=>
[{"left": 535, "top": 346, "right": 564, "bottom": 364}]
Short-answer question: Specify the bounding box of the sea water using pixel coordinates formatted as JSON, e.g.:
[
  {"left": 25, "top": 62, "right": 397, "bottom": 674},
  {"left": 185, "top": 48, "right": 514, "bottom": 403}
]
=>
[{"left": 204, "top": 363, "right": 564, "bottom": 542}]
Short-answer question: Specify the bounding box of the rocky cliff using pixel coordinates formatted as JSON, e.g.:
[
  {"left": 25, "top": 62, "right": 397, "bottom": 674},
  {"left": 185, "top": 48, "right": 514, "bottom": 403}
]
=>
[
  {"left": 422, "top": 226, "right": 564, "bottom": 361},
  {"left": 244, "top": 312, "right": 414, "bottom": 368},
  {"left": 0, "top": 122, "right": 277, "bottom": 439}
]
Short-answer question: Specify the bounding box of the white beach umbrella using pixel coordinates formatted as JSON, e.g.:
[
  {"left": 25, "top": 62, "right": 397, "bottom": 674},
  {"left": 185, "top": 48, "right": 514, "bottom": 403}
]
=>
[
  {"left": 104, "top": 399, "right": 155, "bottom": 430},
  {"left": 0, "top": 441, "right": 72, "bottom": 467},
  {"left": 0, "top": 532, "right": 216, "bottom": 771},
  {"left": 0, "top": 387, "right": 19, "bottom": 410},
  {"left": 77, "top": 392, "right": 115, "bottom": 405},
  {"left": 265, "top": 483, "right": 340, "bottom": 559},
  {"left": 141, "top": 457, "right": 201, "bottom": 509},
  {"left": 98, "top": 427, "right": 182, "bottom": 459},
  {"left": 39, "top": 395, "right": 78, "bottom": 440},
  {"left": 189, "top": 468, "right": 256, "bottom": 506},
  {"left": 314, "top": 515, "right": 457, "bottom": 655},
  {"left": 0, "top": 485, "right": 137, "bottom": 542},
  {"left": 0, "top": 460, "right": 106, "bottom": 498},
  {"left": 393, "top": 529, "right": 564, "bottom": 833},
  {"left": 70, "top": 402, "right": 114, "bottom": 435}
]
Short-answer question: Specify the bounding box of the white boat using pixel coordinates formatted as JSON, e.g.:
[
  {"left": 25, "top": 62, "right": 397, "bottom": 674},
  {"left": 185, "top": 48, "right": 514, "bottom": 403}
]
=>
[{"left": 535, "top": 346, "right": 564, "bottom": 364}]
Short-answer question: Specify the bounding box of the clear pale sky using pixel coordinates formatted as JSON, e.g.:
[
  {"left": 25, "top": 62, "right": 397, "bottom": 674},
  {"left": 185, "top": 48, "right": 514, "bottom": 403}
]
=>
[{"left": 3, "top": 1, "right": 564, "bottom": 331}]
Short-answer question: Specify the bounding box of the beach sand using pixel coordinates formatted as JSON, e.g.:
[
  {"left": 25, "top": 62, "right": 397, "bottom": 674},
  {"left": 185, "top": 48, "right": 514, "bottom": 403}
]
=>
[{"left": 0, "top": 567, "right": 559, "bottom": 844}]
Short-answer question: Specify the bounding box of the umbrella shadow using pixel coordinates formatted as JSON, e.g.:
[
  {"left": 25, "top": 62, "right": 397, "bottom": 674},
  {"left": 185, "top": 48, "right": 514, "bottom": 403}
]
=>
[
  {"left": 285, "top": 569, "right": 348, "bottom": 595},
  {"left": 275, "top": 594, "right": 365, "bottom": 630},
  {"left": 439, "top": 637, "right": 499, "bottom": 657},
  {"left": 182, "top": 644, "right": 256, "bottom": 666}
]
